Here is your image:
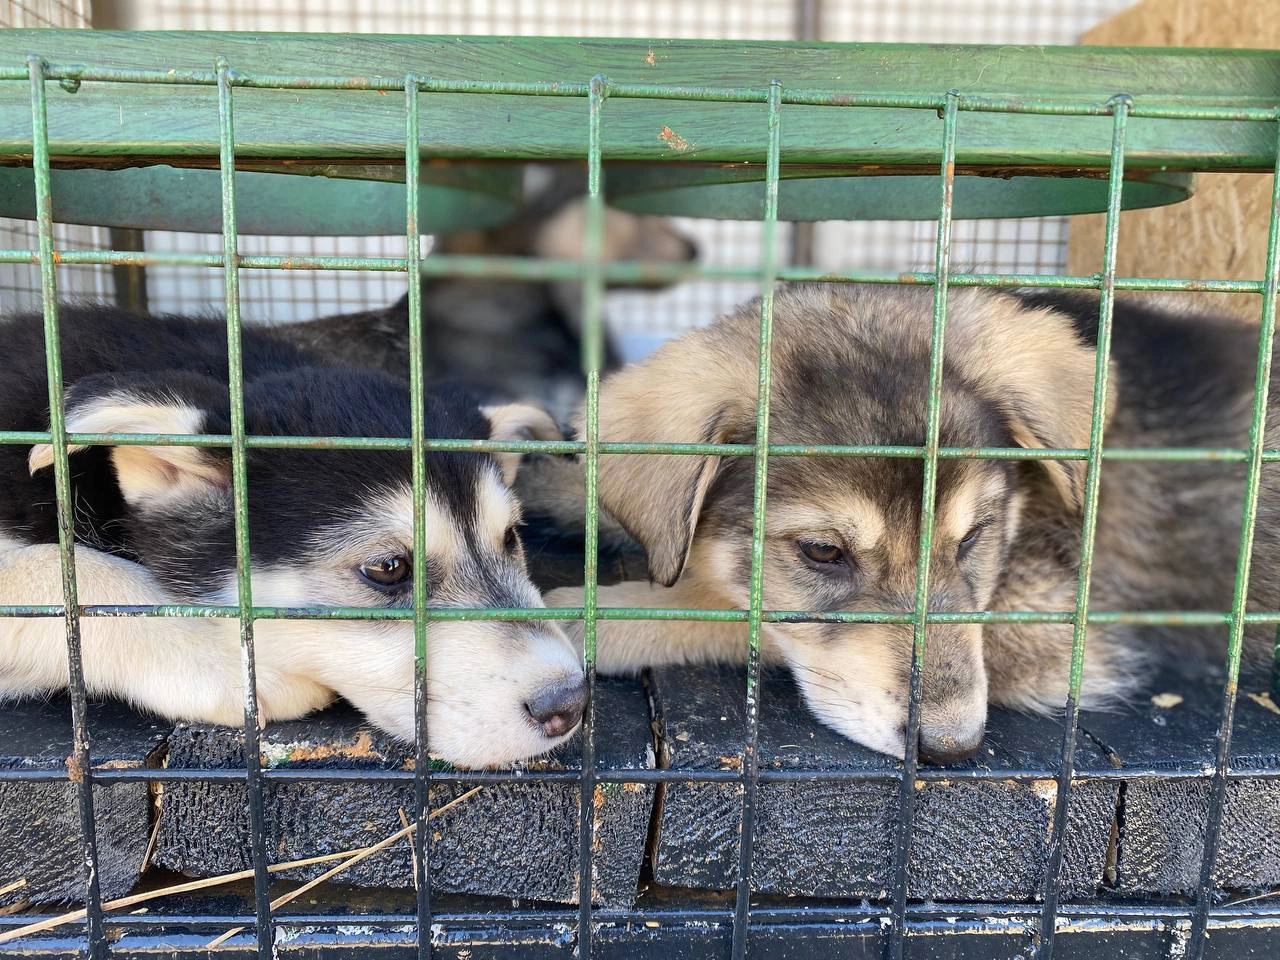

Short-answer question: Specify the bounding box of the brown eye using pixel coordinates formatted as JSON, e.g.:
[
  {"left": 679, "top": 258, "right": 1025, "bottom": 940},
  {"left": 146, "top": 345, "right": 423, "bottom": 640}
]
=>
[
  {"left": 799, "top": 540, "right": 846, "bottom": 566},
  {"left": 504, "top": 525, "right": 521, "bottom": 554},
  {"left": 957, "top": 520, "right": 991, "bottom": 560},
  {"left": 359, "top": 555, "right": 412, "bottom": 589}
]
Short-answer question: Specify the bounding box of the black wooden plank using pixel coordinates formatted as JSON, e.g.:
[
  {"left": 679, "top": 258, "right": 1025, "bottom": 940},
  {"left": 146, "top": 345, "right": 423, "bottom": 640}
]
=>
[
  {"left": 1079, "top": 664, "right": 1280, "bottom": 896},
  {"left": 27, "top": 914, "right": 1268, "bottom": 960},
  {"left": 0, "top": 696, "right": 166, "bottom": 906},
  {"left": 153, "top": 678, "right": 654, "bottom": 908},
  {"left": 650, "top": 665, "right": 1118, "bottom": 901}
]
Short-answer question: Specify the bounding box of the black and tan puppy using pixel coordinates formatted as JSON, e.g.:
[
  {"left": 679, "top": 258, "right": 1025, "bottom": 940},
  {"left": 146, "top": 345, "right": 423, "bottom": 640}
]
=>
[
  {"left": 1, "top": 305, "right": 585, "bottom": 769},
  {"left": 549, "top": 284, "right": 1270, "bottom": 763}
]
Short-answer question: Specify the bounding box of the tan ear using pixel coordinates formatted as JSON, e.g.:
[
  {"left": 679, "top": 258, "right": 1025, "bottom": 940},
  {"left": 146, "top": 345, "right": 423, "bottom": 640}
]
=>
[
  {"left": 951, "top": 294, "right": 1116, "bottom": 512},
  {"left": 531, "top": 202, "right": 697, "bottom": 290},
  {"left": 585, "top": 325, "right": 754, "bottom": 586},
  {"left": 482, "top": 403, "right": 564, "bottom": 485},
  {"left": 29, "top": 375, "right": 230, "bottom": 509}
]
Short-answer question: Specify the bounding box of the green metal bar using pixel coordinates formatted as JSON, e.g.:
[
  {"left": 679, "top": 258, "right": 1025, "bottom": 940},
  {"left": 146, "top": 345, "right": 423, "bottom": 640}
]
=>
[
  {"left": 402, "top": 73, "right": 434, "bottom": 958},
  {"left": 0, "top": 432, "right": 586, "bottom": 453},
  {"left": 1186, "top": 116, "right": 1280, "bottom": 959},
  {"left": 890, "top": 90, "right": 960, "bottom": 960},
  {"left": 6, "top": 428, "right": 1280, "bottom": 464},
  {"left": 1037, "top": 95, "right": 1129, "bottom": 960},
  {"left": 577, "top": 71, "right": 609, "bottom": 960},
  {"left": 3, "top": 56, "right": 1279, "bottom": 125},
  {"left": 215, "top": 57, "right": 273, "bottom": 960},
  {"left": 0, "top": 245, "right": 1271, "bottom": 297},
  {"left": 7, "top": 604, "right": 1280, "bottom": 627},
  {"left": 0, "top": 245, "right": 1270, "bottom": 297},
  {"left": 732, "top": 79, "right": 783, "bottom": 960},
  {"left": 25, "top": 54, "right": 107, "bottom": 960}
]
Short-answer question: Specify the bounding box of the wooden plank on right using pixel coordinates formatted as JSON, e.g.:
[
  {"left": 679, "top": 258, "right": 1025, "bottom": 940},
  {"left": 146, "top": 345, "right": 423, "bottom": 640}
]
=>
[
  {"left": 1066, "top": 0, "right": 1280, "bottom": 324},
  {"left": 649, "top": 664, "right": 1118, "bottom": 901}
]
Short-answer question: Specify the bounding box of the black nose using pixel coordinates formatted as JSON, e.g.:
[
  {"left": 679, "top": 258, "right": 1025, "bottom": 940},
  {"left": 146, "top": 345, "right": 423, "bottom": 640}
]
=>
[
  {"left": 525, "top": 676, "right": 588, "bottom": 738},
  {"left": 918, "top": 728, "right": 984, "bottom": 766},
  {"left": 682, "top": 237, "right": 699, "bottom": 261}
]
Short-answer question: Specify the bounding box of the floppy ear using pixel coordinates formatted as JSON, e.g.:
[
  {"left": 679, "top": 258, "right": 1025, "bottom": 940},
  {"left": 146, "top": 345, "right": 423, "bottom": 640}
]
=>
[
  {"left": 952, "top": 294, "right": 1116, "bottom": 512},
  {"left": 530, "top": 200, "right": 697, "bottom": 295},
  {"left": 482, "top": 403, "right": 564, "bottom": 485},
  {"left": 584, "top": 326, "right": 754, "bottom": 587},
  {"left": 29, "top": 372, "right": 231, "bottom": 509}
]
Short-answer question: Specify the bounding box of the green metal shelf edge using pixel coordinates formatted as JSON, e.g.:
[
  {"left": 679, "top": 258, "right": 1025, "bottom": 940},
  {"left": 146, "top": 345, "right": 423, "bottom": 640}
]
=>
[
  {"left": 0, "top": 32, "right": 1272, "bottom": 223},
  {"left": 5, "top": 31, "right": 1280, "bottom": 104},
  {"left": 3, "top": 36, "right": 1276, "bottom": 169},
  {"left": 0, "top": 165, "right": 519, "bottom": 235},
  {"left": 607, "top": 167, "right": 1194, "bottom": 221},
  {"left": 0, "top": 163, "right": 1195, "bottom": 230}
]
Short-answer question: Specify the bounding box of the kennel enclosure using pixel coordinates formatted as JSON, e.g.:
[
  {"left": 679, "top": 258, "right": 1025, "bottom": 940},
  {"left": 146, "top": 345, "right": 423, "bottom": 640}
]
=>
[{"left": 0, "top": 31, "right": 1279, "bottom": 959}]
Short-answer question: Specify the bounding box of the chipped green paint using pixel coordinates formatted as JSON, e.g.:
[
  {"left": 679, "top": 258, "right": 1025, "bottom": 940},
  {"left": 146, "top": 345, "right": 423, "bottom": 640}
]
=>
[{"left": 2, "top": 34, "right": 1280, "bottom": 226}]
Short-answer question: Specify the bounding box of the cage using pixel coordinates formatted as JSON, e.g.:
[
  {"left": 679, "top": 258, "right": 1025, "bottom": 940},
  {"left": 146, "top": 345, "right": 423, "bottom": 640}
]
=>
[
  {"left": 0, "top": 22, "right": 1279, "bottom": 960},
  {"left": 5, "top": 0, "right": 1139, "bottom": 350}
]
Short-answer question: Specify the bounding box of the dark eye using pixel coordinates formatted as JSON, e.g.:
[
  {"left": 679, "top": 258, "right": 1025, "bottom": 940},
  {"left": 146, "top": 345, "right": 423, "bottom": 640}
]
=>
[
  {"left": 504, "top": 525, "right": 521, "bottom": 553},
  {"left": 359, "top": 555, "right": 412, "bottom": 589},
  {"left": 957, "top": 523, "right": 987, "bottom": 559},
  {"left": 799, "top": 540, "right": 846, "bottom": 566}
]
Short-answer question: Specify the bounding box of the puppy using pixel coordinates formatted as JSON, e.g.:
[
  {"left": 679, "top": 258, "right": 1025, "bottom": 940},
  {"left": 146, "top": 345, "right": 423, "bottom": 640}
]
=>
[
  {"left": 273, "top": 163, "right": 684, "bottom": 591},
  {"left": 549, "top": 284, "right": 1268, "bottom": 763},
  {"left": 0, "top": 305, "right": 584, "bottom": 769},
  {"left": 1006, "top": 288, "right": 1264, "bottom": 668},
  {"left": 273, "top": 163, "right": 698, "bottom": 424}
]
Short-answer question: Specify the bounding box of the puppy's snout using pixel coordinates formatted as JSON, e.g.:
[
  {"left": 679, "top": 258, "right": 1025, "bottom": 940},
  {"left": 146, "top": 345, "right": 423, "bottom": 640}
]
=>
[
  {"left": 918, "top": 723, "right": 984, "bottom": 766},
  {"left": 681, "top": 236, "right": 699, "bottom": 262},
  {"left": 525, "top": 675, "right": 588, "bottom": 738}
]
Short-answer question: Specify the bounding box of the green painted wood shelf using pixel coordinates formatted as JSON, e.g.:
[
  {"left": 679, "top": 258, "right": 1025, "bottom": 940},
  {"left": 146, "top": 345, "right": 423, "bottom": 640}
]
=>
[{"left": 0, "top": 32, "right": 1277, "bottom": 228}]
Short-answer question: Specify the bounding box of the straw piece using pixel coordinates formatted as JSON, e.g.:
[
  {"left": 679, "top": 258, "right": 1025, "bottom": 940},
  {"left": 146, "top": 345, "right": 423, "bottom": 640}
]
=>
[
  {"left": 205, "top": 786, "right": 480, "bottom": 948},
  {"left": 0, "top": 824, "right": 434, "bottom": 945},
  {"left": 398, "top": 808, "right": 419, "bottom": 892},
  {"left": 139, "top": 813, "right": 162, "bottom": 876},
  {"left": 1225, "top": 887, "right": 1280, "bottom": 907}
]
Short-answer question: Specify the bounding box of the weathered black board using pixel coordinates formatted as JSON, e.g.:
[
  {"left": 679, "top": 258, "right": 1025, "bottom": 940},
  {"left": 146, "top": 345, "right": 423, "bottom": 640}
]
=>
[
  {"left": 651, "top": 663, "right": 1280, "bottom": 903},
  {"left": 3, "top": 660, "right": 1278, "bottom": 921},
  {"left": 9, "top": 889, "right": 1280, "bottom": 960},
  {"left": 0, "top": 697, "right": 166, "bottom": 907},
  {"left": 153, "top": 678, "right": 655, "bottom": 908},
  {"left": 1082, "top": 664, "right": 1280, "bottom": 896},
  {"left": 650, "top": 664, "right": 1119, "bottom": 901}
]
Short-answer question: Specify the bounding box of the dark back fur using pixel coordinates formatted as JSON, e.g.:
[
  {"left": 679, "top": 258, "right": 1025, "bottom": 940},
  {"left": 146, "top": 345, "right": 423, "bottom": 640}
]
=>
[
  {"left": 0, "top": 304, "right": 308, "bottom": 550},
  {"left": 1008, "top": 289, "right": 1263, "bottom": 659},
  {"left": 0, "top": 306, "right": 491, "bottom": 583}
]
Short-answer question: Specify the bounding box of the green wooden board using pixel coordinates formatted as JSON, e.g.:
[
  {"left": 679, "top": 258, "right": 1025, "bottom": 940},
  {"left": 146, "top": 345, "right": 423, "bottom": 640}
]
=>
[
  {"left": 0, "top": 33, "right": 1275, "bottom": 224},
  {"left": 607, "top": 166, "right": 1194, "bottom": 220},
  {"left": 0, "top": 164, "right": 518, "bottom": 235}
]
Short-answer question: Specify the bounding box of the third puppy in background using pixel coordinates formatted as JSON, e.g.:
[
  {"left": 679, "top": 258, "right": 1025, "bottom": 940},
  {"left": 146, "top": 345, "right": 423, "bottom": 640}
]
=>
[
  {"left": 549, "top": 284, "right": 1266, "bottom": 763},
  {"left": 275, "top": 163, "right": 697, "bottom": 425}
]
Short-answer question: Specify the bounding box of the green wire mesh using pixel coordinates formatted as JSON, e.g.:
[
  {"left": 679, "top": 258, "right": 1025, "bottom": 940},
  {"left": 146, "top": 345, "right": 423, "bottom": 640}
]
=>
[{"left": 2, "top": 41, "right": 1279, "bottom": 960}]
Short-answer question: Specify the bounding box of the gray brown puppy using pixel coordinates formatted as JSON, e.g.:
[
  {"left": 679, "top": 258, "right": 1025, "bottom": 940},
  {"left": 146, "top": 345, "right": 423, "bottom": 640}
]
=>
[{"left": 548, "top": 284, "right": 1269, "bottom": 763}]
